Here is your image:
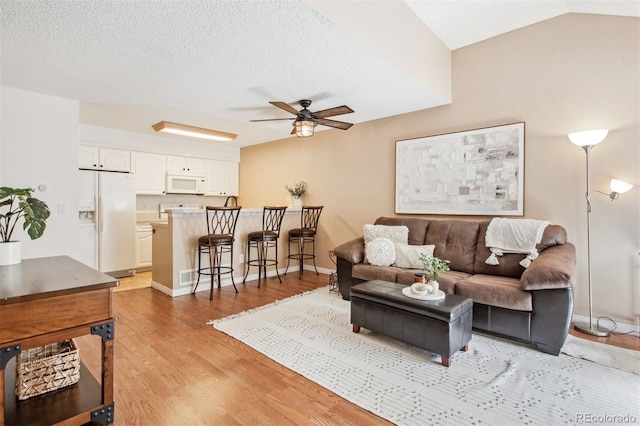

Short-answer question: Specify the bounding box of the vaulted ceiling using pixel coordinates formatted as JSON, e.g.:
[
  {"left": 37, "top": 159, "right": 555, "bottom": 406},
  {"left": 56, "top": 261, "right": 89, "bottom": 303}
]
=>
[{"left": 1, "top": 0, "right": 638, "bottom": 147}]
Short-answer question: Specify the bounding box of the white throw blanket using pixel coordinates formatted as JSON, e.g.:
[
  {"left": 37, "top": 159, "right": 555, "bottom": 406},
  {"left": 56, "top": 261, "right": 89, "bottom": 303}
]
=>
[{"left": 485, "top": 217, "right": 550, "bottom": 268}]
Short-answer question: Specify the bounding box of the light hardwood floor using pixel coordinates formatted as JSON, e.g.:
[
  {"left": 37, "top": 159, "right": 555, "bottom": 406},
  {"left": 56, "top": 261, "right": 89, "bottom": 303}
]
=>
[{"left": 78, "top": 271, "right": 638, "bottom": 425}]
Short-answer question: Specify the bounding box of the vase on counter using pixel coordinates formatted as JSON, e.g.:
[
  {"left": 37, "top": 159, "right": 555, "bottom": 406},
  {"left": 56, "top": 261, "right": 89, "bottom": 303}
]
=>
[
  {"left": 288, "top": 195, "right": 302, "bottom": 208},
  {"left": 292, "top": 196, "right": 302, "bottom": 209}
]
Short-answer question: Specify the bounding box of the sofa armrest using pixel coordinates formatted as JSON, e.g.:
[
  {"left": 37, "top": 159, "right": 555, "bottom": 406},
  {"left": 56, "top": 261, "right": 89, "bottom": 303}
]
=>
[
  {"left": 520, "top": 242, "right": 576, "bottom": 291},
  {"left": 334, "top": 237, "right": 365, "bottom": 264}
]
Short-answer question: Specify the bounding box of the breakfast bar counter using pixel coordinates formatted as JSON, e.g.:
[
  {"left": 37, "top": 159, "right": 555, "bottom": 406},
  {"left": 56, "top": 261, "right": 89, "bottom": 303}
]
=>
[{"left": 151, "top": 208, "right": 302, "bottom": 297}]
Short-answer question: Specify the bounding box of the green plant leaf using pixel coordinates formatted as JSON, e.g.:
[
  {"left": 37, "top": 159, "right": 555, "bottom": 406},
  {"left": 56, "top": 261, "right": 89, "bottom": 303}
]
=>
[{"left": 0, "top": 187, "right": 49, "bottom": 241}]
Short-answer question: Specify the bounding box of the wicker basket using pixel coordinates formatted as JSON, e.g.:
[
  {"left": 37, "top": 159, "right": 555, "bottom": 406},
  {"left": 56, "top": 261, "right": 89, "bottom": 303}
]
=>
[{"left": 15, "top": 339, "right": 80, "bottom": 400}]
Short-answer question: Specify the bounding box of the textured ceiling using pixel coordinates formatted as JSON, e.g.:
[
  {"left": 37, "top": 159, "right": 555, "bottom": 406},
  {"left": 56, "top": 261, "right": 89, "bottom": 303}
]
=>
[{"left": 1, "top": 0, "right": 638, "bottom": 147}]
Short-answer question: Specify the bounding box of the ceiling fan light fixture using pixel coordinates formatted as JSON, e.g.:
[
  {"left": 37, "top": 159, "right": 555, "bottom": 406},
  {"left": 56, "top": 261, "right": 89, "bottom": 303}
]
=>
[
  {"left": 295, "top": 120, "right": 317, "bottom": 138},
  {"left": 152, "top": 121, "right": 237, "bottom": 142}
]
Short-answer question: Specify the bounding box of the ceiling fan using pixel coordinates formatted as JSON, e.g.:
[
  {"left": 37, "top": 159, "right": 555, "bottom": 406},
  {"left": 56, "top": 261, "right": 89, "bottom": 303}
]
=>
[{"left": 250, "top": 100, "right": 354, "bottom": 137}]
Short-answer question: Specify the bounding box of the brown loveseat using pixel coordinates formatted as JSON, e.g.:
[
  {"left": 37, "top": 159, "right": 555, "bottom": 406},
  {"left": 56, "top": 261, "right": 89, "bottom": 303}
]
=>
[{"left": 333, "top": 217, "right": 576, "bottom": 355}]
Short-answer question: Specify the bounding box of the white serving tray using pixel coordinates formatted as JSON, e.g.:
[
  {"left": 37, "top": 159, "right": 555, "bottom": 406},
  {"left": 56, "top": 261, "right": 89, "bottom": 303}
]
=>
[{"left": 402, "top": 287, "right": 445, "bottom": 301}]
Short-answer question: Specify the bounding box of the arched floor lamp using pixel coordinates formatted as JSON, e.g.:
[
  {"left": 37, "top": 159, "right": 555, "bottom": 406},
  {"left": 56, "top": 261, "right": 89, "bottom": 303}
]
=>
[{"left": 569, "top": 129, "right": 634, "bottom": 336}]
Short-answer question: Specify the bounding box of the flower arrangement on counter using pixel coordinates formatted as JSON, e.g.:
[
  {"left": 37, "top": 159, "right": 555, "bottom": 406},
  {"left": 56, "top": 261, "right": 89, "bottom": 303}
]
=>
[{"left": 285, "top": 181, "right": 307, "bottom": 198}]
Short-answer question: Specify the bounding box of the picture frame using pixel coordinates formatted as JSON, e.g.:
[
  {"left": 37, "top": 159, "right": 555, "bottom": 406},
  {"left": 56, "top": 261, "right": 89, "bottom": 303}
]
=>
[{"left": 395, "top": 122, "right": 525, "bottom": 216}]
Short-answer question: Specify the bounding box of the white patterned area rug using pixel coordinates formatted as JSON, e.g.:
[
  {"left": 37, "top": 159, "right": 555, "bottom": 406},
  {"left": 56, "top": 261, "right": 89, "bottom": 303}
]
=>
[{"left": 210, "top": 287, "right": 640, "bottom": 425}]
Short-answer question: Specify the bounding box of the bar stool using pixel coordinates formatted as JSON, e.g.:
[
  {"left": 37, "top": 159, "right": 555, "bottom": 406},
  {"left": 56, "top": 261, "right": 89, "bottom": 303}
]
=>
[
  {"left": 193, "top": 206, "right": 242, "bottom": 300},
  {"left": 284, "top": 205, "right": 323, "bottom": 278},
  {"left": 243, "top": 206, "right": 287, "bottom": 287}
]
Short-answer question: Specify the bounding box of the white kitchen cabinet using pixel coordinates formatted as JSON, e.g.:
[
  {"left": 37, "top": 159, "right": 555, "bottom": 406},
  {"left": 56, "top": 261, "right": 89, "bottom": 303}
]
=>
[
  {"left": 79, "top": 146, "right": 130, "bottom": 172},
  {"left": 166, "top": 155, "right": 207, "bottom": 175},
  {"left": 221, "top": 161, "right": 239, "bottom": 196},
  {"left": 205, "top": 160, "right": 239, "bottom": 196},
  {"left": 136, "top": 224, "right": 153, "bottom": 268},
  {"left": 131, "top": 151, "right": 167, "bottom": 195}
]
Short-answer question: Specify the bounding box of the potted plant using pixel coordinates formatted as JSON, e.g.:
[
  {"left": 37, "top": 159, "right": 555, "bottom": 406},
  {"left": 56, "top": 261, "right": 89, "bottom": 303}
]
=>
[
  {"left": 0, "top": 187, "right": 50, "bottom": 265},
  {"left": 419, "top": 253, "right": 450, "bottom": 285},
  {"left": 285, "top": 181, "right": 307, "bottom": 208}
]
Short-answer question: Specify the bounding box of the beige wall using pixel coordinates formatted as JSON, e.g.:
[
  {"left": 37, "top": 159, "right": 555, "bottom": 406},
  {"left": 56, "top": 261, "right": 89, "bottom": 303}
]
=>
[{"left": 239, "top": 14, "right": 640, "bottom": 325}]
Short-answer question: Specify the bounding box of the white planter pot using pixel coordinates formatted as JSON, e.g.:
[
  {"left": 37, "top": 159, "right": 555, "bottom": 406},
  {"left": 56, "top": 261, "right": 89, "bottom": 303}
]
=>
[{"left": 0, "top": 241, "right": 21, "bottom": 266}]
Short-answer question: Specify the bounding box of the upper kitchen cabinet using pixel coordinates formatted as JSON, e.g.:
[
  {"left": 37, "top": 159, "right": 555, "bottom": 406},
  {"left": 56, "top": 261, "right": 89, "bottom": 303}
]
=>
[
  {"left": 205, "top": 160, "right": 239, "bottom": 196},
  {"left": 79, "top": 145, "right": 131, "bottom": 172},
  {"left": 166, "top": 155, "right": 207, "bottom": 175},
  {"left": 131, "top": 151, "right": 167, "bottom": 195}
]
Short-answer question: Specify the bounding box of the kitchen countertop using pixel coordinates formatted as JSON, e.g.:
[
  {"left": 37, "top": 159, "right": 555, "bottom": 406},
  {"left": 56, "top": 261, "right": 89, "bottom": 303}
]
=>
[
  {"left": 149, "top": 207, "right": 300, "bottom": 228},
  {"left": 136, "top": 210, "right": 163, "bottom": 223},
  {"left": 167, "top": 207, "right": 300, "bottom": 216}
]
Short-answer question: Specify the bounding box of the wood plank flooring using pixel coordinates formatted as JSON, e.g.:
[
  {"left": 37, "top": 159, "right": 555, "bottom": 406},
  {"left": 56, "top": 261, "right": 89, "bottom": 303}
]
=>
[
  {"left": 79, "top": 272, "right": 390, "bottom": 425},
  {"left": 77, "top": 271, "right": 639, "bottom": 425}
]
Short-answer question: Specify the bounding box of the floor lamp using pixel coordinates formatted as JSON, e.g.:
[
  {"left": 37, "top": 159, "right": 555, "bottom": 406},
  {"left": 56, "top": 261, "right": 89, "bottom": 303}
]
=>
[{"left": 568, "top": 129, "right": 634, "bottom": 336}]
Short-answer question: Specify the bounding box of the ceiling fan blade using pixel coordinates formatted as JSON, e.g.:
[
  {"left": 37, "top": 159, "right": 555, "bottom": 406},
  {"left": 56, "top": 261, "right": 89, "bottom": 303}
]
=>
[
  {"left": 313, "top": 105, "right": 354, "bottom": 119},
  {"left": 250, "top": 118, "right": 296, "bottom": 122},
  {"left": 316, "top": 118, "right": 353, "bottom": 130},
  {"left": 269, "top": 101, "right": 300, "bottom": 115}
]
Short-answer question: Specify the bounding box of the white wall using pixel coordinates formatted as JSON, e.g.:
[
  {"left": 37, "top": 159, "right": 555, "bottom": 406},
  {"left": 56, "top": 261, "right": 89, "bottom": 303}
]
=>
[{"left": 0, "top": 86, "right": 79, "bottom": 259}]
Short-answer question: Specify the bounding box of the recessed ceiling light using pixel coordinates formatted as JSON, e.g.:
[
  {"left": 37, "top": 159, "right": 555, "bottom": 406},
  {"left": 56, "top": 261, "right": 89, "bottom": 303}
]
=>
[{"left": 152, "top": 121, "right": 237, "bottom": 142}]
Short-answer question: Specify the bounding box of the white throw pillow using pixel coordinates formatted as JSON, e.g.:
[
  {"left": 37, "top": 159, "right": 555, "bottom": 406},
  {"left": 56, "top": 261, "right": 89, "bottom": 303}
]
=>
[
  {"left": 365, "top": 238, "right": 396, "bottom": 267},
  {"left": 363, "top": 224, "right": 409, "bottom": 263},
  {"left": 394, "top": 243, "right": 435, "bottom": 269}
]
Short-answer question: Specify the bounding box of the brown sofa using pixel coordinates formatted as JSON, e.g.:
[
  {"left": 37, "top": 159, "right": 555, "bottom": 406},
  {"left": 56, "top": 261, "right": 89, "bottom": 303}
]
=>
[{"left": 333, "top": 217, "right": 576, "bottom": 355}]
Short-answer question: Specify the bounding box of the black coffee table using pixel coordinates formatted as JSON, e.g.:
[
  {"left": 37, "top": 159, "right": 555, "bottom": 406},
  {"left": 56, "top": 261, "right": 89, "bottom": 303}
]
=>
[{"left": 350, "top": 280, "right": 473, "bottom": 367}]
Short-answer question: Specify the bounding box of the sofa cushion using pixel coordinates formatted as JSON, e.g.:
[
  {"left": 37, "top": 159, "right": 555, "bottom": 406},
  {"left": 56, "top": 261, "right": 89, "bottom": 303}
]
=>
[
  {"left": 425, "top": 220, "right": 479, "bottom": 274},
  {"left": 393, "top": 243, "right": 435, "bottom": 269},
  {"left": 363, "top": 224, "right": 408, "bottom": 263},
  {"left": 374, "top": 217, "right": 429, "bottom": 245},
  {"left": 365, "top": 238, "right": 396, "bottom": 266},
  {"left": 456, "top": 274, "right": 532, "bottom": 311},
  {"left": 354, "top": 267, "right": 469, "bottom": 295},
  {"left": 353, "top": 264, "right": 399, "bottom": 283}
]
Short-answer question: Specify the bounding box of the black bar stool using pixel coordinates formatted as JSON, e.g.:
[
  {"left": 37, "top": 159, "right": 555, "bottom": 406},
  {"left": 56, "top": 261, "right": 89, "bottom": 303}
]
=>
[
  {"left": 193, "top": 206, "right": 242, "bottom": 300},
  {"left": 243, "top": 206, "right": 287, "bottom": 287},
  {"left": 284, "top": 205, "right": 323, "bottom": 278}
]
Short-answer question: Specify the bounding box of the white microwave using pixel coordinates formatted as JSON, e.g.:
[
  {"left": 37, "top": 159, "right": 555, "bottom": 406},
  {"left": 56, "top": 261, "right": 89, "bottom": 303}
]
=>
[{"left": 166, "top": 172, "right": 207, "bottom": 194}]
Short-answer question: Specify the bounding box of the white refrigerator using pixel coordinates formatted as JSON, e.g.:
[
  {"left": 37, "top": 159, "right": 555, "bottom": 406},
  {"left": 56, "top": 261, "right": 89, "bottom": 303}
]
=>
[{"left": 77, "top": 170, "right": 136, "bottom": 277}]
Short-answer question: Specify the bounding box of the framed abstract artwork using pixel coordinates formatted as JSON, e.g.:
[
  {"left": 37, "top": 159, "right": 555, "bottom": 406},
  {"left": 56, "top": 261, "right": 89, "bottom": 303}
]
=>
[{"left": 395, "top": 122, "right": 525, "bottom": 216}]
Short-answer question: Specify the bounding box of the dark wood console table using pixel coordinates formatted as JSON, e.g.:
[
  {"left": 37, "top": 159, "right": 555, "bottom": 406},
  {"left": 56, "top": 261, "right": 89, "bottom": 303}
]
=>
[{"left": 0, "top": 256, "right": 118, "bottom": 425}]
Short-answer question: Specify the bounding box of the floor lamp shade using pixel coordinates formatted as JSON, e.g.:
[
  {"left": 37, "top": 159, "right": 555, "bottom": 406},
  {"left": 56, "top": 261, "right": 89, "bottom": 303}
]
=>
[
  {"left": 568, "top": 129, "right": 608, "bottom": 147},
  {"left": 610, "top": 179, "right": 634, "bottom": 194}
]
